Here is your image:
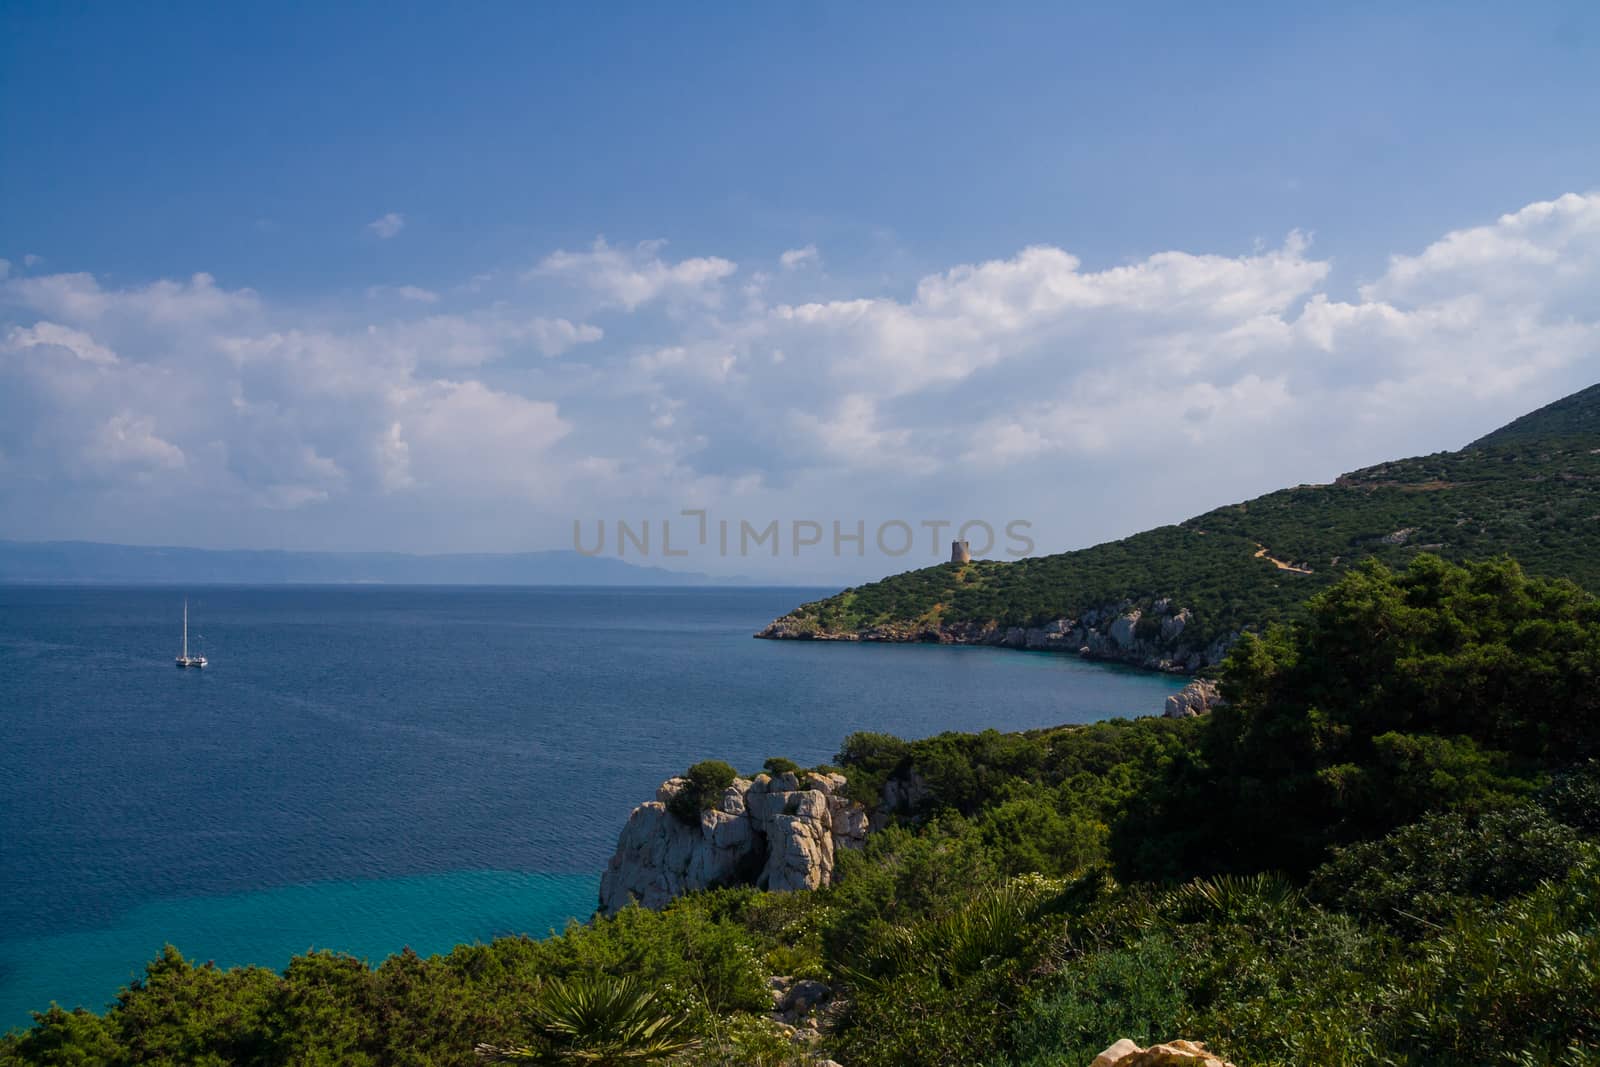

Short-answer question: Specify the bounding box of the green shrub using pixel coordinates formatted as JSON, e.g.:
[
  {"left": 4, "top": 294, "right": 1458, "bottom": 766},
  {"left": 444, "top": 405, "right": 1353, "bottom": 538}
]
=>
[
  {"left": 0, "top": 1005, "right": 122, "bottom": 1065},
  {"left": 1123, "top": 556, "right": 1599, "bottom": 879},
  {"left": 1378, "top": 857, "right": 1600, "bottom": 1063},
  {"left": 835, "top": 732, "right": 912, "bottom": 807},
  {"left": 1001, "top": 936, "right": 1186, "bottom": 1067},
  {"left": 476, "top": 974, "right": 698, "bottom": 1064},
  {"left": 761, "top": 757, "right": 801, "bottom": 777},
  {"left": 974, "top": 792, "right": 1106, "bottom": 877},
  {"left": 1542, "top": 760, "right": 1600, "bottom": 835},
  {"left": 667, "top": 760, "right": 738, "bottom": 824},
  {"left": 1310, "top": 804, "right": 1586, "bottom": 936}
]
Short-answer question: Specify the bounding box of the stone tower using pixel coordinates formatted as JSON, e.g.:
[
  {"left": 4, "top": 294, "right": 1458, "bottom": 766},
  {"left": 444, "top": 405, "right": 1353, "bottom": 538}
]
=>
[{"left": 951, "top": 539, "right": 971, "bottom": 564}]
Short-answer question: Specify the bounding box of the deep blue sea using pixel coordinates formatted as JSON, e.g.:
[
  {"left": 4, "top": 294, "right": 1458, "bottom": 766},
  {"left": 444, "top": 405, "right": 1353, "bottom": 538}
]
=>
[{"left": 0, "top": 584, "right": 1183, "bottom": 1029}]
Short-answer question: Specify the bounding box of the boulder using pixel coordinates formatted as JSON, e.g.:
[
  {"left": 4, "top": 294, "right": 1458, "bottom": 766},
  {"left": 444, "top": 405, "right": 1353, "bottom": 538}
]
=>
[
  {"left": 1092, "top": 1039, "right": 1143, "bottom": 1067},
  {"left": 1091, "top": 1039, "right": 1238, "bottom": 1067},
  {"left": 1164, "top": 678, "right": 1226, "bottom": 718},
  {"left": 782, "top": 978, "right": 831, "bottom": 1016},
  {"left": 599, "top": 769, "right": 871, "bottom": 914}
]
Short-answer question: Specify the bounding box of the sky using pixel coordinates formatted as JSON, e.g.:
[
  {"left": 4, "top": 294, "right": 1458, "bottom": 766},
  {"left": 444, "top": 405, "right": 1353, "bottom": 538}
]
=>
[{"left": 2, "top": 1, "right": 1598, "bottom": 582}]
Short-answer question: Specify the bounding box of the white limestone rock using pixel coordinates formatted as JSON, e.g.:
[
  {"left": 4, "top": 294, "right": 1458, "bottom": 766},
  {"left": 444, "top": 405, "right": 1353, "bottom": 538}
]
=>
[
  {"left": 1110, "top": 611, "right": 1142, "bottom": 650},
  {"left": 1164, "top": 678, "right": 1227, "bottom": 718},
  {"left": 599, "top": 769, "right": 872, "bottom": 914}
]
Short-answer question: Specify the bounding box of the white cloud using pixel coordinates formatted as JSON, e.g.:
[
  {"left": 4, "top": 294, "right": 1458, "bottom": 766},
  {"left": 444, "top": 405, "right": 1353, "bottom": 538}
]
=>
[
  {"left": 367, "top": 212, "right": 406, "bottom": 239},
  {"left": 625, "top": 194, "right": 1600, "bottom": 525},
  {"left": 5, "top": 322, "right": 120, "bottom": 365},
  {"left": 367, "top": 284, "right": 441, "bottom": 304},
  {"left": 1362, "top": 193, "right": 1600, "bottom": 306},
  {"left": 4, "top": 271, "right": 258, "bottom": 325},
  {"left": 780, "top": 245, "right": 819, "bottom": 270},
  {"left": 86, "top": 412, "right": 187, "bottom": 476},
  {"left": 394, "top": 378, "right": 570, "bottom": 494},
  {"left": 373, "top": 313, "right": 603, "bottom": 366},
  {"left": 532, "top": 238, "right": 737, "bottom": 310},
  {"left": 0, "top": 269, "right": 585, "bottom": 519},
  {"left": 2, "top": 193, "right": 1598, "bottom": 569}
]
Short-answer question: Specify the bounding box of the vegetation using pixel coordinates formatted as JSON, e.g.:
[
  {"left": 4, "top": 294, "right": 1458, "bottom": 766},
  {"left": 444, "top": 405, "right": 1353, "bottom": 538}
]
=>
[
  {"left": 475, "top": 974, "right": 699, "bottom": 1064},
  {"left": 6, "top": 555, "right": 1600, "bottom": 1065},
  {"left": 665, "top": 761, "right": 738, "bottom": 825},
  {"left": 767, "top": 383, "right": 1600, "bottom": 650}
]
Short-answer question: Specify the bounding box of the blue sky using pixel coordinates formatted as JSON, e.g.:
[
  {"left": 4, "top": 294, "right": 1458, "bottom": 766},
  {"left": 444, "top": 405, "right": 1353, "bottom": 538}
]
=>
[{"left": 2, "top": 2, "right": 1598, "bottom": 581}]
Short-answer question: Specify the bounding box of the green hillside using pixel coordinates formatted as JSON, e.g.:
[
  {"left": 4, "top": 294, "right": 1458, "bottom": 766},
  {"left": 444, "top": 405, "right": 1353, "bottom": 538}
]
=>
[{"left": 761, "top": 384, "right": 1600, "bottom": 655}]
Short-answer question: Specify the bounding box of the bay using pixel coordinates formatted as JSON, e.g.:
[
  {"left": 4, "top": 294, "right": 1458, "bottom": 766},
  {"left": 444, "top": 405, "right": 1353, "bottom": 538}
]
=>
[{"left": 0, "top": 584, "right": 1183, "bottom": 1028}]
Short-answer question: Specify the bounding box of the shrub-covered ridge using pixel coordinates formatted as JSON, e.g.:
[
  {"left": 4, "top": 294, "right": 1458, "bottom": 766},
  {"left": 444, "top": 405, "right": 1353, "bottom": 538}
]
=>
[{"left": 758, "top": 383, "right": 1600, "bottom": 671}]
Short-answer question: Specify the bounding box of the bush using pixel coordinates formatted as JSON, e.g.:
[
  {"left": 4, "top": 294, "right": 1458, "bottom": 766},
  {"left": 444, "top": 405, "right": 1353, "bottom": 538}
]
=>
[
  {"left": 761, "top": 757, "right": 801, "bottom": 777},
  {"left": 667, "top": 760, "right": 738, "bottom": 824},
  {"left": 1123, "top": 556, "right": 1599, "bottom": 878},
  {"left": 1378, "top": 857, "right": 1600, "bottom": 1063},
  {"left": 1541, "top": 760, "right": 1600, "bottom": 835},
  {"left": 1310, "top": 803, "right": 1587, "bottom": 936},
  {"left": 1002, "top": 936, "right": 1186, "bottom": 1067},
  {"left": 974, "top": 792, "right": 1106, "bottom": 877}
]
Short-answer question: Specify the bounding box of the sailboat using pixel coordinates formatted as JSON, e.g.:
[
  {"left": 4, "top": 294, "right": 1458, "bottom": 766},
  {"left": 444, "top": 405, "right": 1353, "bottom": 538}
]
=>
[{"left": 175, "top": 598, "right": 208, "bottom": 669}]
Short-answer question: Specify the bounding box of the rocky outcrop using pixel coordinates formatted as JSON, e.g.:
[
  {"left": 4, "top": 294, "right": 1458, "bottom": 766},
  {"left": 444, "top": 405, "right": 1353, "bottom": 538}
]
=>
[
  {"left": 1092, "top": 1039, "right": 1238, "bottom": 1067},
  {"left": 758, "top": 597, "right": 1239, "bottom": 674},
  {"left": 599, "top": 771, "right": 869, "bottom": 915},
  {"left": 1164, "top": 678, "right": 1227, "bottom": 718}
]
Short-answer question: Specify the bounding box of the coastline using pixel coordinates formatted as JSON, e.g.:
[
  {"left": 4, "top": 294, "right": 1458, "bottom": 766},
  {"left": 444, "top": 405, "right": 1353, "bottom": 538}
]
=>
[{"left": 755, "top": 605, "right": 1239, "bottom": 676}]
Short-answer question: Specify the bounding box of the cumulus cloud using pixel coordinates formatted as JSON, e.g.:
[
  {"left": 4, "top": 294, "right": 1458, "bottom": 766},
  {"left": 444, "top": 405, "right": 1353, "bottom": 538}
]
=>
[
  {"left": 2, "top": 193, "right": 1597, "bottom": 569},
  {"left": 532, "top": 238, "right": 737, "bottom": 310},
  {"left": 0, "top": 269, "right": 585, "bottom": 519},
  {"left": 367, "top": 212, "right": 406, "bottom": 239},
  {"left": 5, "top": 322, "right": 119, "bottom": 365},
  {"left": 3, "top": 271, "right": 258, "bottom": 325},
  {"left": 624, "top": 194, "right": 1600, "bottom": 532}
]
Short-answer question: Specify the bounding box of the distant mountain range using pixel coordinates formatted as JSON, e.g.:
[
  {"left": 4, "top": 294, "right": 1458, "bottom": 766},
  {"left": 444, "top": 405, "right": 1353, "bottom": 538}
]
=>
[
  {"left": 0, "top": 541, "right": 747, "bottom": 586},
  {"left": 759, "top": 383, "right": 1600, "bottom": 671}
]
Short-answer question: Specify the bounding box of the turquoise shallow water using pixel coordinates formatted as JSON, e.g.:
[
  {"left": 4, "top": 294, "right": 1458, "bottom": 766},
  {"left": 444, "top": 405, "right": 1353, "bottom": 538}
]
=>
[
  {"left": 0, "top": 871, "right": 598, "bottom": 1026},
  {"left": 0, "top": 584, "right": 1183, "bottom": 1030}
]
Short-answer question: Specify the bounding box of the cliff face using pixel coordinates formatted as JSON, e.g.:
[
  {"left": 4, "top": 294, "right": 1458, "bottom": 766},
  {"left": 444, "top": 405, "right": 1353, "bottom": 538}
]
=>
[
  {"left": 599, "top": 771, "right": 869, "bottom": 915},
  {"left": 758, "top": 596, "right": 1237, "bottom": 674}
]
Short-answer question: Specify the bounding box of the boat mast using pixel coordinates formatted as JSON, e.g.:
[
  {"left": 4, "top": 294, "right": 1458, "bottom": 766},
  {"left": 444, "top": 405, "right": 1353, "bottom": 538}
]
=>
[{"left": 183, "top": 599, "right": 189, "bottom": 660}]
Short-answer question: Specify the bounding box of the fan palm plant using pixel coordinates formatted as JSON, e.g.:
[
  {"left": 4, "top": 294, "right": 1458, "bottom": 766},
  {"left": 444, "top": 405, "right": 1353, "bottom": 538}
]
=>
[{"left": 475, "top": 974, "right": 699, "bottom": 1065}]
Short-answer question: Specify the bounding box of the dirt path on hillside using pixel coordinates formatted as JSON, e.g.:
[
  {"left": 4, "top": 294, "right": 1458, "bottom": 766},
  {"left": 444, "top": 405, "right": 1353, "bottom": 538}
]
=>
[{"left": 1254, "top": 544, "right": 1314, "bottom": 575}]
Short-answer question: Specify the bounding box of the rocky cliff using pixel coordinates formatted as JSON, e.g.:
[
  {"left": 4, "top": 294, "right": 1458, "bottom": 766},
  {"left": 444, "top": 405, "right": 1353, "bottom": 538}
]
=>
[
  {"left": 599, "top": 770, "right": 870, "bottom": 915},
  {"left": 758, "top": 595, "right": 1237, "bottom": 674}
]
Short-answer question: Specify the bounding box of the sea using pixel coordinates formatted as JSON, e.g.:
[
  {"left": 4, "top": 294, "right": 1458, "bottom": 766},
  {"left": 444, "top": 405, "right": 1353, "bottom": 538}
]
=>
[{"left": 0, "top": 584, "right": 1184, "bottom": 1030}]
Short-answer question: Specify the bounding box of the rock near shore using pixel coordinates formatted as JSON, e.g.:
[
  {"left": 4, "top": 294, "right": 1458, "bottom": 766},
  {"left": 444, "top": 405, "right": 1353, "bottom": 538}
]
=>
[
  {"left": 599, "top": 771, "right": 869, "bottom": 915},
  {"left": 1163, "top": 678, "right": 1227, "bottom": 718}
]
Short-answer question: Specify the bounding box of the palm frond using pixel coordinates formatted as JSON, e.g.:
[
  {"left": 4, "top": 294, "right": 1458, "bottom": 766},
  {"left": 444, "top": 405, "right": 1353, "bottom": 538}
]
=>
[{"left": 476, "top": 974, "right": 699, "bottom": 1065}]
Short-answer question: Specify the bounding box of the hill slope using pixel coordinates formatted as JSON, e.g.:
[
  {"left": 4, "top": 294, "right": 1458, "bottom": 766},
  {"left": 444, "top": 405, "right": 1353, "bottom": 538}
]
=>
[{"left": 757, "top": 383, "right": 1600, "bottom": 671}]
